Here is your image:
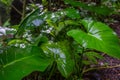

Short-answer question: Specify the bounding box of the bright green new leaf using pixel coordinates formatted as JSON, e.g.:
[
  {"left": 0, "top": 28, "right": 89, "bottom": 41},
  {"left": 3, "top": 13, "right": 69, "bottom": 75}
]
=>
[
  {"left": 67, "top": 19, "right": 120, "bottom": 59},
  {"left": 41, "top": 41, "right": 75, "bottom": 78},
  {"left": 0, "top": 46, "right": 51, "bottom": 80}
]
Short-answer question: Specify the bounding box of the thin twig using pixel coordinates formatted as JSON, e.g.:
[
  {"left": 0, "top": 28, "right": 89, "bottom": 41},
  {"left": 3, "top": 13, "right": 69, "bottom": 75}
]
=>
[
  {"left": 22, "top": 0, "right": 27, "bottom": 20},
  {"left": 11, "top": 5, "right": 22, "bottom": 15},
  {"left": 83, "top": 64, "right": 120, "bottom": 73}
]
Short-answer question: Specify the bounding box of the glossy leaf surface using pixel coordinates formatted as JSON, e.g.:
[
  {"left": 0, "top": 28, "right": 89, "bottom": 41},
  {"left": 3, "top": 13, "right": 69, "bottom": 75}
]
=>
[
  {"left": 0, "top": 46, "right": 51, "bottom": 80},
  {"left": 67, "top": 19, "right": 120, "bottom": 59},
  {"left": 16, "top": 8, "right": 44, "bottom": 37},
  {"left": 41, "top": 41, "right": 74, "bottom": 78}
]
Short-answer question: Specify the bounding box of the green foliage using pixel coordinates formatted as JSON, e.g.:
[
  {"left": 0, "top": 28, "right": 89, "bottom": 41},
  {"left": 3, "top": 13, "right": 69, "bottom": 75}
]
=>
[
  {"left": 0, "top": 0, "right": 13, "bottom": 6},
  {"left": 0, "top": 46, "right": 51, "bottom": 80},
  {"left": 41, "top": 41, "right": 75, "bottom": 78},
  {"left": 16, "top": 8, "right": 43, "bottom": 37},
  {"left": 67, "top": 19, "right": 120, "bottom": 59},
  {"left": 65, "top": 8, "right": 80, "bottom": 19},
  {"left": 0, "top": 0, "right": 120, "bottom": 80},
  {"left": 64, "top": 0, "right": 113, "bottom": 16},
  {"left": 84, "top": 52, "right": 104, "bottom": 64}
]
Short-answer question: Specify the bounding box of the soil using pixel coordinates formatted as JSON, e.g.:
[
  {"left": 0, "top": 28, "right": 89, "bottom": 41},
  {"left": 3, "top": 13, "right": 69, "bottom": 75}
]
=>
[{"left": 84, "top": 54, "right": 120, "bottom": 80}]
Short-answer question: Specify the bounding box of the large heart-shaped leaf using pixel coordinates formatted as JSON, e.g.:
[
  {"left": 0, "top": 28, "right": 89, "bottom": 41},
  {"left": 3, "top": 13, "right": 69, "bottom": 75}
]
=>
[
  {"left": 41, "top": 41, "right": 75, "bottom": 78},
  {"left": 67, "top": 19, "right": 120, "bottom": 59},
  {"left": 0, "top": 46, "right": 52, "bottom": 80}
]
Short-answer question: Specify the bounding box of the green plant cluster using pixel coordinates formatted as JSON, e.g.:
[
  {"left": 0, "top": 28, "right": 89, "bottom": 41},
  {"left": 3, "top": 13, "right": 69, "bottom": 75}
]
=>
[{"left": 0, "top": 0, "right": 120, "bottom": 80}]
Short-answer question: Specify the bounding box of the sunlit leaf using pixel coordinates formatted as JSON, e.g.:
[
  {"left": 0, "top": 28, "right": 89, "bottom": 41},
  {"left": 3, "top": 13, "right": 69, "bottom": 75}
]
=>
[{"left": 67, "top": 19, "right": 120, "bottom": 59}]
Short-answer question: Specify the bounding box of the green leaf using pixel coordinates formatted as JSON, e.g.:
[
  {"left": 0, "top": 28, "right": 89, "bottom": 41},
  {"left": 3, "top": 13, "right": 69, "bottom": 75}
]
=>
[
  {"left": 58, "top": 22, "right": 65, "bottom": 31},
  {"left": 0, "top": 46, "right": 51, "bottom": 80},
  {"left": 8, "top": 39, "right": 28, "bottom": 45},
  {"left": 41, "top": 41, "right": 75, "bottom": 78},
  {"left": 65, "top": 8, "right": 80, "bottom": 19},
  {"left": 84, "top": 52, "right": 104, "bottom": 64},
  {"left": 64, "top": 0, "right": 113, "bottom": 15},
  {"left": 34, "top": 35, "right": 48, "bottom": 46},
  {"left": 93, "top": 6, "right": 113, "bottom": 15},
  {"left": 1, "top": 0, "right": 13, "bottom": 5},
  {"left": 67, "top": 19, "right": 120, "bottom": 59},
  {"left": 64, "top": 20, "right": 80, "bottom": 26},
  {"left": 16, "top": 8, "right": 44, "bottom": 37}
]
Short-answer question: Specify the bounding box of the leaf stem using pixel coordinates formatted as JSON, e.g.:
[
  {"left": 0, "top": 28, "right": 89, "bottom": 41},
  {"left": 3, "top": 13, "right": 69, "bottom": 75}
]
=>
[
  {"left": 47, "top": 62, "right": 56, "bottom": 80},
  {"left": 11, "top": 5, "right": 22, "bottom": 15},
  {"left": 79, "top": 47, "right": 85, "bottom": 79}
]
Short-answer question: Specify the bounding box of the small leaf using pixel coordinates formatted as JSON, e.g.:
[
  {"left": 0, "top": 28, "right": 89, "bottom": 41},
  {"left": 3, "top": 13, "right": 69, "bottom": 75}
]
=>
[
  {"left": 84, "top": 52, "right": 104, "bottom": 64},
  {"left": 34, "top": 35, "right": 48, "bottom": 46},
  {"left": 64, "top": 20, "right": 80, "bottom": 26},
  {"left": 82, "top": 60, "right": 91, "bottom": 65},
  {"left": 8, "top": 39, "right": 27, "bottom": 45},
  {"left": 65, "top": 8, "right": 80, "bottom": 19}
]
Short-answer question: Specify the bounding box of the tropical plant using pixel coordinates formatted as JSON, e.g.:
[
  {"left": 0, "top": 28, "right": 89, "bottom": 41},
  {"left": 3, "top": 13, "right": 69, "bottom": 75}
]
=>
[{"left": 0, "top": 0, "right": 120, "bottom": 80}]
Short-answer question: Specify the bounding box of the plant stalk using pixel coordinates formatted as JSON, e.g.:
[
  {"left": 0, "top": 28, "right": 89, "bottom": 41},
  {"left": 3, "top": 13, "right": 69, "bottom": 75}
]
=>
[
  {"left": 47, "top": 62, "right": 56, "bottom": 80},
  {"left": 79, "top": 47, "right": 85, "bottom": 79},
  {"left": 11, "top": 5, "right": 22, "bottom": 15},
  {"left": 83, "top": 64, "right": 120, "bottom": 74},
  {"left": 22, "top": 0, "right": 26, "bottom": 20}
]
